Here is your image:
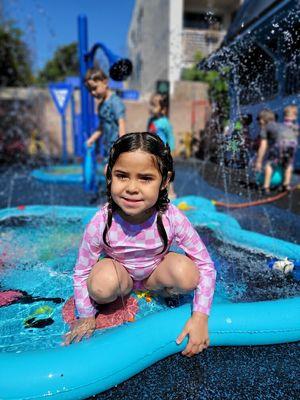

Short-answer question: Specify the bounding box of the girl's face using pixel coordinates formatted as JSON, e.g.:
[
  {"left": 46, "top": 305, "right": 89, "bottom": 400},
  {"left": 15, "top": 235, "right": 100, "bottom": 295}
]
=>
[
  {"left": 86, "top": 79, "right": 108, "bottom": 99},
  {"left": 111, "top": 150, "right": 168, "bottom": 224},
  {"left": 149, "top": 97, "right": 161, "bottom": 117}
]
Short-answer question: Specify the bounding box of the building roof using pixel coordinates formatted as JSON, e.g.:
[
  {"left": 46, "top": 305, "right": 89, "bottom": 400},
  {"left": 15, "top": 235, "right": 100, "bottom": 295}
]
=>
[
  {"left": 224, "top": 0, "right": 280, "bottom": 44},
  {"left": 198, "top": 0, "right": 298, "bottom": 69}
]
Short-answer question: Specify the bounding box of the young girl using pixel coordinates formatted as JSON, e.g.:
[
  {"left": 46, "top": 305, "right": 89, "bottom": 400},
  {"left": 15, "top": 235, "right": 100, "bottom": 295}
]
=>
[
  {"left": 65, "top": 132, "right": 216, "bottom": 357},
  {"left": 147, "top": 93, "right": 177, "bottom": 198},
  {"left": 85, "top": 68, "right": 126, "bottom": 158}
]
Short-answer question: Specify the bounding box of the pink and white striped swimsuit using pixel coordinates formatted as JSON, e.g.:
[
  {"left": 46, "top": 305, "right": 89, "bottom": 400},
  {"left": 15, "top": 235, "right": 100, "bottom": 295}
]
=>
[{"left": 74, "top": 203, "right": 216, "bottom": 318}]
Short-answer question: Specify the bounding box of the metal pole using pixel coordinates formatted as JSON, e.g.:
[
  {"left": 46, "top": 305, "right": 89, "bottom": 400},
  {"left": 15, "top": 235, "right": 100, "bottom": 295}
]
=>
[
  {"left": 78, "top": 14, "right": 91, "bottom": 144},
  {"left": 70, "top": 93, "right": 77, "bottom": 156},
  {"left": 78, "top": 14, "right": 96, "bottom": 192},
  {"left": 61, "top": 114, "right": 67, "bottom": 164}
]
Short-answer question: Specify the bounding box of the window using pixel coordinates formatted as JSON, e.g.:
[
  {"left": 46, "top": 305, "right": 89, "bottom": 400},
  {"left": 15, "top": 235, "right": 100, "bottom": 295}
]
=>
[{"left": 183, "top": 12, "right": 222, "bottom": 30}]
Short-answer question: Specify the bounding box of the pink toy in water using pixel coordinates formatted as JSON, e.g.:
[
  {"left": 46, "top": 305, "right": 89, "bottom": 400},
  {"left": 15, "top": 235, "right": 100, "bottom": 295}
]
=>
[
  {"left": 0, "top": 289, "right": 64, "bottom": 307},
  {"left": 0, "top": 290, "right": 24, "bottom": 307},
  {"left": 63, "top": 296, "right": 138, "bottom": 329}
]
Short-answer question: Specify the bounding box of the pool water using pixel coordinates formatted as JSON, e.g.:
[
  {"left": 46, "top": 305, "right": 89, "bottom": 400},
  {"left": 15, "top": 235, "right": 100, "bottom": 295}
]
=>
[{"left": 0, "top": 215, "right": 299, "bottom": 353}]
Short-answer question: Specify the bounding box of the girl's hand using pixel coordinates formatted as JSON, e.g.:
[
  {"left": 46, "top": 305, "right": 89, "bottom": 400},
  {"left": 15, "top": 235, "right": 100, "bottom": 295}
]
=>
[
  {"left": 176, "top": 312, "right": 209, "bottom": 357},
  {"left": 64, "top": 316, "right": 96, "bottom": 345}
]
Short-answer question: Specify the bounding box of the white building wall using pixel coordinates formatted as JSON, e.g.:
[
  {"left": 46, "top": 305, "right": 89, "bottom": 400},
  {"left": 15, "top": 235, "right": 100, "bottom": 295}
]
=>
[
  {"left": 127, "top": 0, "right": 170, "bottom": 97},
  {"left": 169, "top": 0, "right": 183, "bottom": 94},
  {"left": 127, "top": 0, "right": 241, "bottom": 97}
]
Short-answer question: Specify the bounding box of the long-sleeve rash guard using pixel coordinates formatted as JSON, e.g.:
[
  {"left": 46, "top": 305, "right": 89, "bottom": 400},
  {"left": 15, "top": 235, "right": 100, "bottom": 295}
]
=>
[{"left": 74, "top": 203, "right": 216, "bottom": 318}]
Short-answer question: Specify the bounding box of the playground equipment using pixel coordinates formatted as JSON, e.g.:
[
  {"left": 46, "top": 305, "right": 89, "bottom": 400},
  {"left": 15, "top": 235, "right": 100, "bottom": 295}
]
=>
[
  {"left": 34, "top": 15, "right": 133, "bottom": 191},
  {"left": 48, "top": 83, "right": 74, "bottom": 165},
  {"left": 77, "top": 14, "right": 132, "bottom": 191}
]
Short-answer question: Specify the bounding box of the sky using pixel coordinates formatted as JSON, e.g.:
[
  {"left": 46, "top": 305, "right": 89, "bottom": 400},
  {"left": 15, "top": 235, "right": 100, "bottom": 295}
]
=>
[{"left": 5, "top": 0, "right": 135, "bottom": 71}]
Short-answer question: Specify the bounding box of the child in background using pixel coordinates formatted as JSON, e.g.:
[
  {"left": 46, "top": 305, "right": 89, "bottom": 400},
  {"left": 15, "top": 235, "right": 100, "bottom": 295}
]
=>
[
  {"left": 255, "top": 106, "right": 298, "bottom": 193},
  {"left": 147, "top": 93, "right": 177, "bottom": 199},
  {"left": 85, "top": 68, "right": 126, "bottom": 159},
  {"left": 65, "top": 132, "right": 216, "bottom": 357},
  {"left": 255, "top": 109, "right": 276, "bottom": 193},
  {"left": 280, "top": 105, "right": 299, "bottom": 190}
]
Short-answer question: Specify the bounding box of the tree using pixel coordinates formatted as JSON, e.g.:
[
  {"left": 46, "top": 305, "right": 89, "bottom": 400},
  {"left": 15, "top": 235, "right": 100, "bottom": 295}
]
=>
[
  {"left": 0, "top": 21, "right": 33, "bottom": 86},
  {"left": 181, "top": 50, "right": 229, "bottom": 123},
  {"left": 182, "top": 51, "right": 230, "bottom": 162},
  {"left": 37, "top": 42, "right": 79, "bottom": 83}
]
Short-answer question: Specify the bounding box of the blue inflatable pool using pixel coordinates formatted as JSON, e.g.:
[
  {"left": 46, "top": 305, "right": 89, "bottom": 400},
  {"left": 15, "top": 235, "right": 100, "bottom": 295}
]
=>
[
  {"left": 31, "top": 164, "right": 105, "bottom": 185},
  {"left": 0, "top": 197, "right": 299, "bottom": 399}
]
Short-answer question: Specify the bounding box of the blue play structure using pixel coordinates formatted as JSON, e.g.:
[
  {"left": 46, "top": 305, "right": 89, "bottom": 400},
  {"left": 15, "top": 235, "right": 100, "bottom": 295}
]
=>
[
  {"left": 32, "top": 15, "right": 133, "bottom": 191},
  {"left": 0, "top": 196, "right": 299, "bottom": 399},
  {"left": 77, "top": 14, "right": 132, "bottom": 192},
  {"left": 48, "top": 83, "right": 74, "bottom": 165}
]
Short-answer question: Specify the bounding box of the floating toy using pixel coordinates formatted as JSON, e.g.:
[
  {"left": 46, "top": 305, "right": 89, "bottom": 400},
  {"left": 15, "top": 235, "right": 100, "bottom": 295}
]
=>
[
  {"left": 0, "top": 290, "right": 24, "bottom": 307},
  {"left": 268, "top": 258, "right": 300, "bottom": 280},
  {"left": 0, "top": 289, "right": 64, "bottom": 308},
  {"left": 62, "top": 295, "right": 138, "bottom": 329},
  {"left": 177, "top": 201, "right": 196, "bottom": 211},
  {"left": 135, "top": 290, "right": 153, "bottom": 302},
  {"left": 24, "top": 305, "right": 54, "bottom": 329}
]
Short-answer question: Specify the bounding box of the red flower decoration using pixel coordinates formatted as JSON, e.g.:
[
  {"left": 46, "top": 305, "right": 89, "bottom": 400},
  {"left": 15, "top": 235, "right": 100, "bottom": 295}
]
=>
[
  {"left": 62, "top": 296, "right": 139, "bottom": 329},
  {"left": 0, "top": 290, "right": 24, "bottom": 307}
]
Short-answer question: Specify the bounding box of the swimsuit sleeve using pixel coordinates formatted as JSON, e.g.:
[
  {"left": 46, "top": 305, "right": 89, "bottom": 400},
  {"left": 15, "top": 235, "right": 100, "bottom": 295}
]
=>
[
  {"left": 73, "top": 210, "right": 105, "bottom": 317},
  {"left": 171, "top": 206, "right": 216, "bottom": 315}
]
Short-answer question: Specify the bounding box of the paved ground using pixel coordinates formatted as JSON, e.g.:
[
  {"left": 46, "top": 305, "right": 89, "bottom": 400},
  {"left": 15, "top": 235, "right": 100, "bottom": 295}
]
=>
[
  {"left": 1, "top": 159, "right": 299, "bottom": 400},
  {"left": 194, "top": 158, "right": 300, "bottom": 215}
]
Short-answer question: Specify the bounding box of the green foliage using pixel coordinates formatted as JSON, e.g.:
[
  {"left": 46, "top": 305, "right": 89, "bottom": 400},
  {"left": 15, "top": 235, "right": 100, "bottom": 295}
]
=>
[
  {"left": 37, "top": 42, "right": 79, "bottom": 84},
  {"left": 0, "top": 21, "right": 33, "bottom": 86},
  {"left": 181, "top": 52, "right": 230, "bottom": 121}
]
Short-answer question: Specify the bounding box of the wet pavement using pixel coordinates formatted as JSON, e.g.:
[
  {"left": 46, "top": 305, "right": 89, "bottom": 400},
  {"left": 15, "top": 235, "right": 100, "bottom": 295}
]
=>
[
  {"left": 193, "top": 158, "right": 300, "bottom": 216},
  {"left": 0, "top": 159, "right": 299, "bottom": 400},
  {"left": 174, "top": 159, "right": 300, "bottom": 244},
  {"left": 92, "top": 343, "right": 299, "bottom": 400}
]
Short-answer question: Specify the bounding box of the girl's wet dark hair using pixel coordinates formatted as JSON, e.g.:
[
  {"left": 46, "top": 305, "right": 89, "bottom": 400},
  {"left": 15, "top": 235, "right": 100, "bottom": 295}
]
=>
[
  {"left": 103, "top": 132, "right": 175, "bottom": 253},
  {"left": 151, "top": 93, "right": 168, "bottom": 115}
]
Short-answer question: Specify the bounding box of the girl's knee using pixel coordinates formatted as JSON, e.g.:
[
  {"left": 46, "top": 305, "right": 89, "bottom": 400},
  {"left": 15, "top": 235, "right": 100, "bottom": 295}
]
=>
[
  {"left": 168, "top": 254, "right": 199, "bottom": 290},
  {"left": 87, "top": 260, "right": 133, "bottom": 302},
  {"left": 87, "top": 271, "right": 119, "bottom": 302}
]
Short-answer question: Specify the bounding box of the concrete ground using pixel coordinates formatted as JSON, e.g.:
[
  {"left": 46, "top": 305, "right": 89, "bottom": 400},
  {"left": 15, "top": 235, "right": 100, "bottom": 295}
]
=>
[{"left": 195, "top": 159, "right": 300, "bottom": 215}]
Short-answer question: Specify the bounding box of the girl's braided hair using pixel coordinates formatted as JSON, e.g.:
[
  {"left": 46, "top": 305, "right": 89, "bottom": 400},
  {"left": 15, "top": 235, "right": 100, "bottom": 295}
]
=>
[{"left": 103, "top": 132, "right": 175, "bottom": 253}]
